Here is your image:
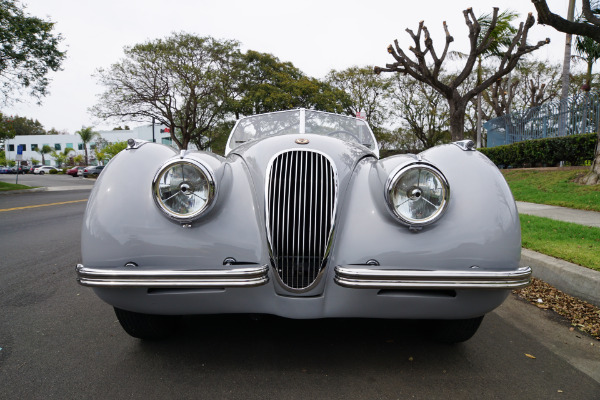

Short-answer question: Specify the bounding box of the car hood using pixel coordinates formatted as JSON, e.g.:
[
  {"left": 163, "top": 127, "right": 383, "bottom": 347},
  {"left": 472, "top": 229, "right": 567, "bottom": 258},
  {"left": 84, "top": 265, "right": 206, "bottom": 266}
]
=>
[{"left": 229, "top": 133, "right": 377, "bottom": 201}]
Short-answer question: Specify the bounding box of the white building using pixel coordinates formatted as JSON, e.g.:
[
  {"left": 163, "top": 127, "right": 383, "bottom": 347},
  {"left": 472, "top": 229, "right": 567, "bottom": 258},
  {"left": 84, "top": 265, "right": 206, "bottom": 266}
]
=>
[{"left": 4, "top": 124, "right": 179, "bottom": 166}]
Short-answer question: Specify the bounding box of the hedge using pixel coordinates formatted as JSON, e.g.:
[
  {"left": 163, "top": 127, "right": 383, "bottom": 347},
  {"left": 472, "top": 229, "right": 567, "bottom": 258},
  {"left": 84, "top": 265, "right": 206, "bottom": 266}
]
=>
[{"left": 479, "top": 133, "right": 598, "bottom": 168}]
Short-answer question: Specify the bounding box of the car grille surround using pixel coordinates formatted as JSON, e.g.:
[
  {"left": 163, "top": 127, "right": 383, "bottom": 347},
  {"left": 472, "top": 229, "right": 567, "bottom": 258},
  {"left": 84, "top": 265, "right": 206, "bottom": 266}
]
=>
[{"left": 266, "top": 149, "right": 338, "bottom": 291}]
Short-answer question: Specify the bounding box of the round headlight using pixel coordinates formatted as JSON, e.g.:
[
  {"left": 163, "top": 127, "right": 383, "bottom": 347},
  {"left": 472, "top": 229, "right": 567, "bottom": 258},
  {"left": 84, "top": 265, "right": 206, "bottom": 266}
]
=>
[
  {"left": 386, "top": 163, "right": 449, "bottom": 226},
  {"left": 152, "top": 159, "right": 216, "bottom": 223}
]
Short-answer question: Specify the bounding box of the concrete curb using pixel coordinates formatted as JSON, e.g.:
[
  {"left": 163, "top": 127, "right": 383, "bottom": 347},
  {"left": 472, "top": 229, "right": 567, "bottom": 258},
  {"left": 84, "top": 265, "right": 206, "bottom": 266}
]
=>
[
  {"left": 520, "top": 248, "right": 600, "bottom": 308},
  {"left": 0, "top": 187, "right": 47, "bottom": 195}
]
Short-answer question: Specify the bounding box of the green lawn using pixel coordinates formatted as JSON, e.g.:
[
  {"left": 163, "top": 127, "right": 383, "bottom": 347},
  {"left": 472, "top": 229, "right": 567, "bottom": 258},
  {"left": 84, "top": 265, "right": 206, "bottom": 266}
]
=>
[
  {"left": 502, "top": 168, "right": 600, "bottom": 211},
  {"left": 0, "top": 181, "right": 34, "bottom": 191},
  {"left": 520, "top": 214, "right": 600, "bottom": 272}
]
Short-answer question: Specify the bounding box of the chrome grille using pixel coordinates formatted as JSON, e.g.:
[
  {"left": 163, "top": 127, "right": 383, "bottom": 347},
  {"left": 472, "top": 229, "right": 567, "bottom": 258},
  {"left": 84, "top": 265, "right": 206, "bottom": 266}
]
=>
[{"left": 266, "top": 150, "right": 337, "bottom": 290}]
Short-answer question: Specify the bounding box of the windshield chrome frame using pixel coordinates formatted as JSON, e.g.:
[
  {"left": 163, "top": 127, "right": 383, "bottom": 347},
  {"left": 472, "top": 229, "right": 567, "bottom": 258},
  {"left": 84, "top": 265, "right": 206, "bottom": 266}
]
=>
[{"left": 225, "top": 108, "right": 379, "bottom": 157}]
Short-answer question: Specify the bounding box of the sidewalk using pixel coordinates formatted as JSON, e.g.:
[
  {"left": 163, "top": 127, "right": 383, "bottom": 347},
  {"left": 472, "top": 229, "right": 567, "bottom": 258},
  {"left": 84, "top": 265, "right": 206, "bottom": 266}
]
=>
[
  {"left": 516, "top": 201, "right": 600, "bottom": 307},
  {"left": 516, "top": 201, "right": 600, "bottom": 228}
]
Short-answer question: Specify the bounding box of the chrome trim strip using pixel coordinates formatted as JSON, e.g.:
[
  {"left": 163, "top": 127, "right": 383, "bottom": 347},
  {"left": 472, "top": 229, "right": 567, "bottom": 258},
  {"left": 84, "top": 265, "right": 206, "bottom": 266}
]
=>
[
  {"left": 225, "top": 108, "right": 379, "bottom": 157},
  {"left": 453, "top": 140, "right": 476, "bottom": 151},
  {"left": 334, "top": 266, "right": 532, "bottom": 289},
  {"left": 76, "top": 264, "right": 269, "bottom": 288}
]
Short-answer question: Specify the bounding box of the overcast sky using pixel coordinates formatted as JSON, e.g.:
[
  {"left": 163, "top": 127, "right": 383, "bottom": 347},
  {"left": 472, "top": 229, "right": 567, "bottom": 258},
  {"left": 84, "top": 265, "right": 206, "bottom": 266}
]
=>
[{"left": 5, "top": 0, "right": 570, "bottom": 133}]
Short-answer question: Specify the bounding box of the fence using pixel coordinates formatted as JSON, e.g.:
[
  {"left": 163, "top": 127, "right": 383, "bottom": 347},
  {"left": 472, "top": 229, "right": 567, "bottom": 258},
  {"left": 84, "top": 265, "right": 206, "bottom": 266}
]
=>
[{"left": 484, "top": 91, "right": 600, "bottom": 147}]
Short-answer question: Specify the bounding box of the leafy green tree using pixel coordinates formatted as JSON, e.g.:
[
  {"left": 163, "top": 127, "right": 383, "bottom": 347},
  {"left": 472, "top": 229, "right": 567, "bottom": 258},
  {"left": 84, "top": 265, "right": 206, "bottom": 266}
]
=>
[
  {"left": 325, "top": 66, "right": 392, "bottom": 143},
  {"left": 76, "top": 126, "right": 99, "bottom": 165},
  {"left": 0, "top": 112, "right": 16, "bottom": 140},
  {"left": 10, "top": 115, "right": 46, "bottom": 135},
  {"left": 95, "top": 140, "right": 127, "bottom": 164},
  {"left": 71, "top": 154, "right": 83, "bottom": 165},
  {"left": 102, "top": 141, "right": 128, "bottom": 160},
  {"left": 37, "top": 144, "right": 52, "bottom": 165},
  {"left": 0, "top": 0, "right": 66, "bottom": 104},
  {"left": 93, "top": 33, "right": 240, "bottom": 150},
  {"left": 232, "top": 50, "right": 347, "bottom": 118},
  {"left": 50, "top": 147, "right": 74, "bottom": 167}
]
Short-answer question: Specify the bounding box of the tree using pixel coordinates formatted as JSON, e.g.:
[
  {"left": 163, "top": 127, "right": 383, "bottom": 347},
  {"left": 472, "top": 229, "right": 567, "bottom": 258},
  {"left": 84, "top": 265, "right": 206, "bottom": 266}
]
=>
[
  {"left": 10, "top": 115, "right": 46, "bottom": 135},
  {"left": 375, "top": 7, "right": 549, "bottom": 141},
  {"left": 50, "top": 147, "right": 74, "bottom": 168},
  {"left": 94, "top": 140, "right": 127, "bottom": 164},
  {"left": 473, "top": 10, "right": 519, "bottom": 147},
  {"left": 513, "top": 60, "right": 562, "bottom": 109},
  {"left": 390, "top": 73, "right": 450, "bottom": 149},
  {"left": 37, "top": 144, "right": 52, "bottom": 165},
  {"left": 573, "top": 33, "right": 600, "bottom": 90},
  {"left": 76, "top": 126, "right": 98, "bottom": 165},
  {"left": 532, "top": 0, "right": 600, "bottom": 184},
  {"left": 232, "top": 50, "right": 348, "bottom": 118},
  {"left": 0, "top": 0, "right": 66, "bottom": 105},
  {"left": 325, "top": 66, "right": 393, "bottom": 142},
  {"left": 92, "top": 33, "right": 240, "bottom": 151},
  {"left": 0, "top": 112, "right": 16, "bottom": 140}
]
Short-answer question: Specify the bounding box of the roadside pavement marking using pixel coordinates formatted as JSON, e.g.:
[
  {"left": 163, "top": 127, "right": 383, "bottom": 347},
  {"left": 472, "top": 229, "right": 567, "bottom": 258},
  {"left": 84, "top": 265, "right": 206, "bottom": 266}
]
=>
[{"left": 0, "top": 199, "right": 88, "bottom": 212}]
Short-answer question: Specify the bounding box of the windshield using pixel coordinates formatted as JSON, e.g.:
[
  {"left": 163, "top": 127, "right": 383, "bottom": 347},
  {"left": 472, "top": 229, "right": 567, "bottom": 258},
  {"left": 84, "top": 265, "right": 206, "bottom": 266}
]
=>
[{"left": 226, "top": 109, "right": 378, "bottom": 155}]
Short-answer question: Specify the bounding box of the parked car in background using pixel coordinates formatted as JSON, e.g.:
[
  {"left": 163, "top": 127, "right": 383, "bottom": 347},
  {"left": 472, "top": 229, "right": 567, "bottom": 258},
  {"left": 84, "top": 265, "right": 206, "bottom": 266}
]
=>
[
  {"left": 17, "top": 165, "right": 30, "bottom": 174},
  {"left": 67, "top": 166, "right": 85, "bottom": 177},
  {"left": 0, "top": 166, "right": 11, "bottom": 174},
  {"left": 33, "top": 166, "right": 57, "bottom": 175},
  {"left": 77, "top": 109, "right": 530, "bottom": 342},
  {"left": 81, "top": 165, "right": 104, "bottom": 177}
]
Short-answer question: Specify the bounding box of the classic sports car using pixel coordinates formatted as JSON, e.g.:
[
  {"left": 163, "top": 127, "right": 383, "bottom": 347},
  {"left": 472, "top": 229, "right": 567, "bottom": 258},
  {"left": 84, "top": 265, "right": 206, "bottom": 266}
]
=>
[{"left": 77, "top": 109, "right": 530, "bottom": 342}]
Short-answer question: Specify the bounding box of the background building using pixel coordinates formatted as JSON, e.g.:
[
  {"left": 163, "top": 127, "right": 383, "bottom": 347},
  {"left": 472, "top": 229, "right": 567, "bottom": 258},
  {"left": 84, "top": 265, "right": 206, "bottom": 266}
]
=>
[{"left": 4, "top": 124, "right": 181, "bottom": 166}]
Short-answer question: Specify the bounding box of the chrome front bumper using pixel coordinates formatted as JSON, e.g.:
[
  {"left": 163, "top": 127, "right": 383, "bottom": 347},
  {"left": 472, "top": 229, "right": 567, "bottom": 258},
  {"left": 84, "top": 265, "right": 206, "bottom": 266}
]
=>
[
  {"left": 76, "top": 264, "right": 269, "bottom": 288},
  {"left": 334, "top": 266, "right": 532, "bottom": 289}
]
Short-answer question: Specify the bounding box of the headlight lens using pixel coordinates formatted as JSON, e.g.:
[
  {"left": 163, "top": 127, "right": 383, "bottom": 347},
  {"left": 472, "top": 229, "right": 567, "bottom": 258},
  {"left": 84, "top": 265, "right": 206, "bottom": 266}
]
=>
[
  {"left": 386, "top": 163, "right": 449, "bottom": 226},
  {"left": 152, "top": 159, "right": 215, "bottom": 222}
]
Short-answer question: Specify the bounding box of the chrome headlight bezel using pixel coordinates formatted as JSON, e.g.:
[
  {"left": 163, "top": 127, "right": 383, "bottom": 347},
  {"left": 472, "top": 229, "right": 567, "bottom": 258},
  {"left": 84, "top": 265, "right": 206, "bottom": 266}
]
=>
[
  {"left": 385, "top": 162, "right": 450, "bottom": 227},
  {"left": 152, "top": 158, "right": 216, "bottom": 224}
]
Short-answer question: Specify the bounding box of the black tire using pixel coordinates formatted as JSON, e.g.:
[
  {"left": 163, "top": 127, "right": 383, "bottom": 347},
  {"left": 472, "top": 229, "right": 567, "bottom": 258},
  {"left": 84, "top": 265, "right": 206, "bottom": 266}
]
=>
[
  {"left": 427, "top": 315, "right": 484, "bottom": 344},
  {"left": 114, "top": 307, "right": 180, "bottom": 340},
  {"left": 39, "top": 171, "right": 44, "bottom": 175}
]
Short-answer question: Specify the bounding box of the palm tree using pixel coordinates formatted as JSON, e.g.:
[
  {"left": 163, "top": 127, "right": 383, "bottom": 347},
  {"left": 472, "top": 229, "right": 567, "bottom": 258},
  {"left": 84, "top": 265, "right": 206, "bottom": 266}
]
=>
[
  {"left": 475, "top": 10, "right": 519, "bottom": 147},
  {"left": 573, "top": 34, "right": 600, "bottom": 90},
  {"left": 76, "top": 126, "right": 99, "bottom": 165},
  {"left": 37, "top": 144, "right": 53, "bottom": 165}
]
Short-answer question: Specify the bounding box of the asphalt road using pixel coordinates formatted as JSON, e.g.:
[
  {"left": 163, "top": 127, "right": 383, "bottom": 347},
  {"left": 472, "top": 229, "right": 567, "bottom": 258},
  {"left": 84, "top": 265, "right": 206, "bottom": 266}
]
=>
[
  {"left": 0, "top": 173, "right": 95, "bottom": 190},
  {"left": 1, "top": 190, "right": 599, "bottom": 399}
]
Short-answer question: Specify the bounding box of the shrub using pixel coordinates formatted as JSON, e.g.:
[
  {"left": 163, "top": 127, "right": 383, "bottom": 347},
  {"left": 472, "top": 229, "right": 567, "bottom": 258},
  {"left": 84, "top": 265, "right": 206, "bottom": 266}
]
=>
[
  {"left": 49, "top": 169, "right": 58, "bottom": 174},
  {"left": 479, "top": 133, "right": 597, "bottom": 168}
]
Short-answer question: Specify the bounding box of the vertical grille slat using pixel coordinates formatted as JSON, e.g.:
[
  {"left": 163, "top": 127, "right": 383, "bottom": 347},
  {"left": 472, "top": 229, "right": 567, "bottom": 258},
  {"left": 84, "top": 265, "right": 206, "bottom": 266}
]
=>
[{"left": 266, "top": 150, "right": 337, "bottom": 290}]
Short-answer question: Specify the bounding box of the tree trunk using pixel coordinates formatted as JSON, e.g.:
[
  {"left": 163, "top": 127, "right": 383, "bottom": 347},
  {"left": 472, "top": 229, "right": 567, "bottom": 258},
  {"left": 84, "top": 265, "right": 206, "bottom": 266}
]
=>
[
  {"left": 476, "top": 93, "right": 483, "bottom": 148},
  {"left": 559, "top": 0, "right": 576, "bottom": 136},
  {"left": 579, "top": 131, "right": 600, "bottom": 185},
  {"left": 449, "top": 101, "right": 466, "bottom": 141}
]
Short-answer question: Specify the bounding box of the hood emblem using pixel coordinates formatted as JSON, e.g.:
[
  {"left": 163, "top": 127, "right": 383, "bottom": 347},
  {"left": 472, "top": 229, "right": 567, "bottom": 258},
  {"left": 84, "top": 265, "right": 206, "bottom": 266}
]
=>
[{"left": 295, "top": 138, "right": 309, "bottom": 145}]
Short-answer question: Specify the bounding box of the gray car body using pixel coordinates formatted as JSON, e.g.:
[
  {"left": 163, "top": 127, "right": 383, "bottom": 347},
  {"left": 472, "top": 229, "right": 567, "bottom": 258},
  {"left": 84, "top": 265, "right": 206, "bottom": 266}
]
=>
[{"left": 80, "top": 111, "right": 524, "bottom": 320}]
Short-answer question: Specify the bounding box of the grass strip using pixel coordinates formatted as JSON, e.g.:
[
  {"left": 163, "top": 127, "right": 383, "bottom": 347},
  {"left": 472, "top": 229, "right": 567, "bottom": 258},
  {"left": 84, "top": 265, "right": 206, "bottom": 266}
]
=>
[
  {"left": 0, "top": 181, "right": 34, "bottom": 191},
  {"left": 520, "top": 214, "right": 600, "bottom": 272},
  {"left": 502, "top": 168, "right": 600, "bottom": 212}
]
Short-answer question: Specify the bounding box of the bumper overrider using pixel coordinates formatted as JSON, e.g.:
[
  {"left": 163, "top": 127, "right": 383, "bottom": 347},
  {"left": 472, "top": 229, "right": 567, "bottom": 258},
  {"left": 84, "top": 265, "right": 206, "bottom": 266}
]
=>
[{"left": 76, "top": 264, "right": 531, "bottom": 290}]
